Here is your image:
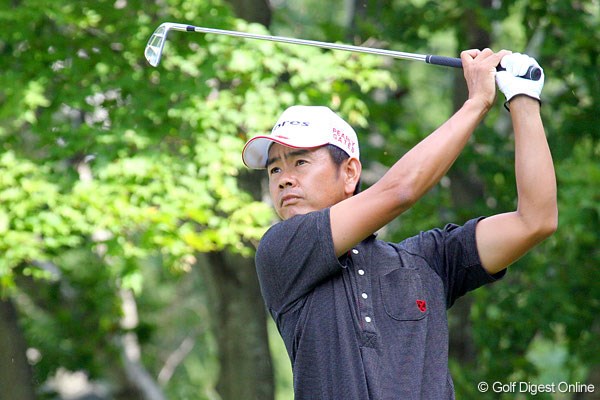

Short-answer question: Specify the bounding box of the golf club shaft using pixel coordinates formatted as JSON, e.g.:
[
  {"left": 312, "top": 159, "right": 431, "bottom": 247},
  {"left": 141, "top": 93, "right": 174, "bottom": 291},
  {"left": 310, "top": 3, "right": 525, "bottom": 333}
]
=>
[{"left": 183, "top": 24, "right": 454, "bottom": 66}]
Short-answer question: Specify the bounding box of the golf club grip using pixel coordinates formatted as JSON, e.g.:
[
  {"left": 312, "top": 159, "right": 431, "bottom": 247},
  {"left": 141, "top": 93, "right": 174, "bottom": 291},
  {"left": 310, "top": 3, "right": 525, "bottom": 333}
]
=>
[
  {"left": 426, "top": 55, "right": 542, "bottom": 81},
  {"left": 426, "top": 55, "right": 463, "bottom": 68}
]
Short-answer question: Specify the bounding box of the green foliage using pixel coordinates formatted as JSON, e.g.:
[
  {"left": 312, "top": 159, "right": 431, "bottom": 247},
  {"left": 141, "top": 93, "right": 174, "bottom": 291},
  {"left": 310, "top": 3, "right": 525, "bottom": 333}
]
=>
[{"left": 0, "top": 0, "right": 395, "bottom": 395}]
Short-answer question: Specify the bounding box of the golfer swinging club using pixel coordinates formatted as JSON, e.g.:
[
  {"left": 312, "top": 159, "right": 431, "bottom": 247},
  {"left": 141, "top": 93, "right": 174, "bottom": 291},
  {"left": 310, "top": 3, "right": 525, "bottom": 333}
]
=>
[{"left": 242, "top": 49, "right": 557, "bottom": 399}]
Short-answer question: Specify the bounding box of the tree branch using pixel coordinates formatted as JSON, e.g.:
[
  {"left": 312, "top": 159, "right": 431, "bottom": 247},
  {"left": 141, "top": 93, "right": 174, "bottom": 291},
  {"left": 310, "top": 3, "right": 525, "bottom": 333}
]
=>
[{"left": 157, "top": 335, "right": 196, "bottom": 386}]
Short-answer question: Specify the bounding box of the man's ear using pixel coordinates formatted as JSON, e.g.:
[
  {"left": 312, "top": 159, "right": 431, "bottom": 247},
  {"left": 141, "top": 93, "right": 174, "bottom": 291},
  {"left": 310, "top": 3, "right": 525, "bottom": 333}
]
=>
[{"left": 343, "top": 158, "right": 362, "bottom": 196}]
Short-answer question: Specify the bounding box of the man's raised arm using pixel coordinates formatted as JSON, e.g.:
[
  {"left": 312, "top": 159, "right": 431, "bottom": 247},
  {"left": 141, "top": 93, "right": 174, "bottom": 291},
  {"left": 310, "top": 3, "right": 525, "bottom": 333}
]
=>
[
  {"left": 330, "top": 49, "right": 510, "bottom": 257},
  {"left": 475, "top": 54, "right": 558, "bottom": 274}
]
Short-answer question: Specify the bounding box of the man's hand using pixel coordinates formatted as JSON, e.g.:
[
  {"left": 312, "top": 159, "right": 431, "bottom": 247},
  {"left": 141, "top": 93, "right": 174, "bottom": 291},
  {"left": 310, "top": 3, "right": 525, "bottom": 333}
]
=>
[
  {"left": 496, "top": 53, "right": 545, "bottom": 106},
  {"left": 461, "top": 48, "right": 511, "bottom": 111}
]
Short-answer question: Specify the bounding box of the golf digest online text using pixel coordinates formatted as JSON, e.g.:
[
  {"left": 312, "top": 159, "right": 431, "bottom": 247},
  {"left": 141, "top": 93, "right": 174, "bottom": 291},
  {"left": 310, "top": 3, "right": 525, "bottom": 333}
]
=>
[{"left": 477, "top": 381, "right": 595, "bottom": 395}]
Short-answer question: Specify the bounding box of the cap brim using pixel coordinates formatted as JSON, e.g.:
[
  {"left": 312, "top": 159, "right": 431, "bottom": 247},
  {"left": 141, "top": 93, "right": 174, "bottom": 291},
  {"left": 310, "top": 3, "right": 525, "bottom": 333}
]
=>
[{"left": 242, "top": 135, "right": 328, "bottom": 169}]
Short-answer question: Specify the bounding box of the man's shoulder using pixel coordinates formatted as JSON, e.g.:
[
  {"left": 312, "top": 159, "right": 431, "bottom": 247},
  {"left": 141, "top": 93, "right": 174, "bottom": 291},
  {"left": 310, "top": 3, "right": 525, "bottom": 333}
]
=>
[
  {"left": 399, "top": 218, "right": 482, "bottom": 245},
  {"left": 380, "top": 217, "right": 484, "bottom": 262},
  {"left": 256, "top": 208, "right": 331, "bottom": 264},
  {"left": 259, "top": 209, "right": 330, "bottom": 244}
]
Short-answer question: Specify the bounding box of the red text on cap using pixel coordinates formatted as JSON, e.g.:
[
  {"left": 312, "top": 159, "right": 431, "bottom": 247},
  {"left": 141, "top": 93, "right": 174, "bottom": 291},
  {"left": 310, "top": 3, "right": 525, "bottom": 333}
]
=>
[{"left": 332, "top": 128, "right": 356, "bottom": 153}]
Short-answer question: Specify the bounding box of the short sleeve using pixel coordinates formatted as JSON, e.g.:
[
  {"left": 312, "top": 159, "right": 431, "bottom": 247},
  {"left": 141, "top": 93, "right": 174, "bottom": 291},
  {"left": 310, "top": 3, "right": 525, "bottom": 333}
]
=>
[
  {"left": 401, "top": 217, "right": 506, "bottom": 308},
  {"left": 255, "top": 208, "right": 344, "bottom": 314}
]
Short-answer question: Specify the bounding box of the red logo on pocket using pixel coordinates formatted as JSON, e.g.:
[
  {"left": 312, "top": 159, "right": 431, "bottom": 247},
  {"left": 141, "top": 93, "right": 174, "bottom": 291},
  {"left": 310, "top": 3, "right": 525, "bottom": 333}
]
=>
[{"left": 416, "top": 300, "right": 427, "bottom": 313}]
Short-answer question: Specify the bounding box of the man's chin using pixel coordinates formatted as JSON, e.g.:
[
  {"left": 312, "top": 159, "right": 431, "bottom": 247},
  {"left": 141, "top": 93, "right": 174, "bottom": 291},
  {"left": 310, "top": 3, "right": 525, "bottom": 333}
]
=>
[{"left": 279, "top": 207, "right": 313, "bottom": 220}]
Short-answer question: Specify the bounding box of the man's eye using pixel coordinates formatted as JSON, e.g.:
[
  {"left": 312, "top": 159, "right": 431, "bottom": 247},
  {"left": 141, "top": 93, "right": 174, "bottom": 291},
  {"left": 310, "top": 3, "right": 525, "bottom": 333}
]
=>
[
  {"left": 296, "top": 160, "right": 307, "bottom": 166},
  {"left": 269, "top": 167, "right": 281, "bottom": 175}
]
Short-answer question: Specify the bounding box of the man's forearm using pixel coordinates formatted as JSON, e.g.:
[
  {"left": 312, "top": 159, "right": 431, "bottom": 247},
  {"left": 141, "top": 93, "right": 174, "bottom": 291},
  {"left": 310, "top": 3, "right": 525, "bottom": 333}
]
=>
[
  {"left": 474, "top": 96, "right": 557, "bottom": 273},
  {"left": 511, "top": 97, "right": 558, "bottom": 234},
  {"left": 374, "top": 99, "right": 489, "bottom": 210}
]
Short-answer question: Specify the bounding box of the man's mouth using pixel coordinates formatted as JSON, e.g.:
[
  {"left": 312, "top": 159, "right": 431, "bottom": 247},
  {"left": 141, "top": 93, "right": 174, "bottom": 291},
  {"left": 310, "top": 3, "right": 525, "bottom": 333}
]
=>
[{"left": 281, "top": 194, "right": 301, "bottom": 207}]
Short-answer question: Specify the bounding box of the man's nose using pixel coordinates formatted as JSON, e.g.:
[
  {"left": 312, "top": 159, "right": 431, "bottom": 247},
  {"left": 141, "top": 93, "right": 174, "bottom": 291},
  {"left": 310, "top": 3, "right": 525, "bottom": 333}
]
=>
[{"left": 278, "top": 172, "right": 296, "bottom": 189}]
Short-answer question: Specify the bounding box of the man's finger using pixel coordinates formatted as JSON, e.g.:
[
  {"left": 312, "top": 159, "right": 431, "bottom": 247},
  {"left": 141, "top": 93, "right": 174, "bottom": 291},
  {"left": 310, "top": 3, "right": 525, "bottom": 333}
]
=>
[
  {"left": 478, "top": 48, "right": 495, "bottom": 58},
  {"left": 461, "top": 49, "right": 481, "bottom": 61},
  {"left": 492, "top": 49, "right": 513, "bottom": 69}
]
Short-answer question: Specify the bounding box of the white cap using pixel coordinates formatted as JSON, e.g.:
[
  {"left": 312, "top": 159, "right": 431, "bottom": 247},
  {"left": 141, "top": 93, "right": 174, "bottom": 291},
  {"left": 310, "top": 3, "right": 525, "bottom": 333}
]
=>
[{"left": 242, "top": 105, "right": 360, "bottom": 169}]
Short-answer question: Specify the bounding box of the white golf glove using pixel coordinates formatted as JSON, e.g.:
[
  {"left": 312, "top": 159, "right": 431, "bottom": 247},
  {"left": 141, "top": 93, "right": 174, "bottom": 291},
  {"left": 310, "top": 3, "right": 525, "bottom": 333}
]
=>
[{"left": 496, "top": 53, "right": 544, "bottom": 108}]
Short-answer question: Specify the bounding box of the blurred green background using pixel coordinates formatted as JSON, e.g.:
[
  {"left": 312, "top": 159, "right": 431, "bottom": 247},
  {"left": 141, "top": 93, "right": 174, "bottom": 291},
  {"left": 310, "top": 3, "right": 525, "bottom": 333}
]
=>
[{"left": 0, "top": 0, "right": 598, "bottom": 399}]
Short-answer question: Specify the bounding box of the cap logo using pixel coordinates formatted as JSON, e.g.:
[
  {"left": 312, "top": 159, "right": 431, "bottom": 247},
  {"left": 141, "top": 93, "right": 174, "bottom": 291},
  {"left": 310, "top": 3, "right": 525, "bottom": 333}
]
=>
[
  {"left": 272, "top": 120, "right": 310, "bottom": 131},
  {"left": 332, "top": 128, "right": 356, "bottom": 153}
]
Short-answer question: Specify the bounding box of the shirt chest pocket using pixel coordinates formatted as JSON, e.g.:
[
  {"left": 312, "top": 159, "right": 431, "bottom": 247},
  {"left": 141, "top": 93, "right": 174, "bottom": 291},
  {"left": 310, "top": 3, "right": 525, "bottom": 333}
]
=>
[{"left": 380, "top": 268, "right": 428, "bottom": 321}]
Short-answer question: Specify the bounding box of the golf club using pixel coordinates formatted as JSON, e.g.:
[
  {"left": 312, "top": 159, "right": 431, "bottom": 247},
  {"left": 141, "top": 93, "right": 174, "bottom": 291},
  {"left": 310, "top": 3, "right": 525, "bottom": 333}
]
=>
[{"left": 145, "top": 22, "right": 541, "bottom": 81}]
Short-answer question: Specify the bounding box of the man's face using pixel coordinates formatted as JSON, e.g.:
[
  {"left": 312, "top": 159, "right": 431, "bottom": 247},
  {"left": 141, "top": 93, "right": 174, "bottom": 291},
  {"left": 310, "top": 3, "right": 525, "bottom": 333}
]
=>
[{"left": 267, "top": 143, "right": 349, "bottom": 220}]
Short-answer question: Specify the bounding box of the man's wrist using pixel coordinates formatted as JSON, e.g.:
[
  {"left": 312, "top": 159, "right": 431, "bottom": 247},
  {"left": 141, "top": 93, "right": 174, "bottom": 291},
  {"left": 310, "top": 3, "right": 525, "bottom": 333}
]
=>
[
  {"left": 463, "top": 98, "right": 491, "bottom": 118},
  {"left": 506, "top": 95, "right": 541, "bottom": 111}
]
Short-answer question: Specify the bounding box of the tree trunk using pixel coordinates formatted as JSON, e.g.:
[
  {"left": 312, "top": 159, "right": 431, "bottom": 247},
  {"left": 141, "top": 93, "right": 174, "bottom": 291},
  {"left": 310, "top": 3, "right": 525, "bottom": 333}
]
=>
[
  {"left": 201, "top": 251, "right": 274, "bottom": 400},
  {"left": 200, "top": 1, "right": 275, "bottom": 397},
  {"left": 447, "top": 0, "right": 492, "bottom": 366},
  {"left": 0, "top": 297, "right": 36, "bottom": 400},
  {"left": 223, "top": 0, "right": 271, "bottom": 26}
]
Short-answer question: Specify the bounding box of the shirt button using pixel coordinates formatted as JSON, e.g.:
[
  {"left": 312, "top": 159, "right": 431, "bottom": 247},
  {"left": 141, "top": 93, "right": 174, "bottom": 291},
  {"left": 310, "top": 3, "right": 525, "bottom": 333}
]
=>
[
  {"left": 365, "top": 316, "right": 372, "bottom": 323},
  {"left": 361, "top": 293, "right": 368, "bottom": 299},
  {"left": 352, "top": 249, "right": 359, "bottom": 254},
  {"left": 358, "top": 269, "right": 365, "bottom": 275}
]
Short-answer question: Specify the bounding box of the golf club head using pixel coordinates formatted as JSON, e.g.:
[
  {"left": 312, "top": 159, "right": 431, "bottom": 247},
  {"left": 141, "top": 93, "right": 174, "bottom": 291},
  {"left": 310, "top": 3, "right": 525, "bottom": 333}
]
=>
[{"left": 145, "top": 23, "right": 191, "bottom": 67}]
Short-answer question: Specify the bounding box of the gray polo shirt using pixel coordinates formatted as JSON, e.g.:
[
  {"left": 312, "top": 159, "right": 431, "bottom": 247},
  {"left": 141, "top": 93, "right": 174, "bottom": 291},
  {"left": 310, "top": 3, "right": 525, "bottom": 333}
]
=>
[{"left": 255, "top": 208, "right": 505, "bottom": 399}]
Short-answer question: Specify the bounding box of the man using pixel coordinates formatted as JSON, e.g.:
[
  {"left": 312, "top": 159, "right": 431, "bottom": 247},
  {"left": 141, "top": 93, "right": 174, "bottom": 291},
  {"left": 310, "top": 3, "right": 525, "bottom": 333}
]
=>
[{"left": 241, "top": 49, "right": 557, "bottom": 399}]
